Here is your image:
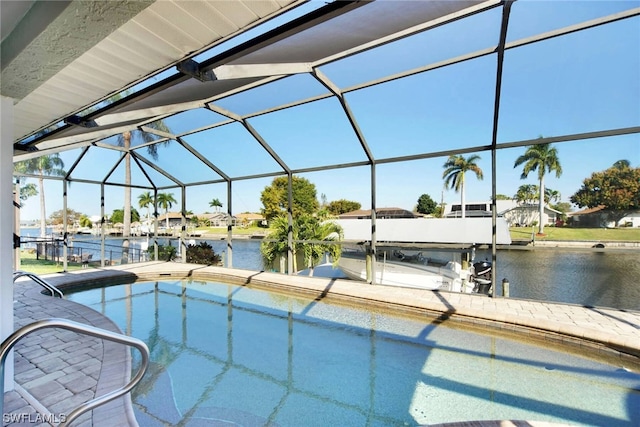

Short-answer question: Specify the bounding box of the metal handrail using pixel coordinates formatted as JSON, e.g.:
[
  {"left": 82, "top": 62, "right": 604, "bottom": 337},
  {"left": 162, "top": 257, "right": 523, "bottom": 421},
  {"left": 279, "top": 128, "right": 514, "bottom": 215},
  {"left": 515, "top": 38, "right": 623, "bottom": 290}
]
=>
[
  {"left": 13, "top": 271, "right": 64, "bottom": 298},
  {"left": 1, "top": 318, "right": 149, "bottom": 427}
]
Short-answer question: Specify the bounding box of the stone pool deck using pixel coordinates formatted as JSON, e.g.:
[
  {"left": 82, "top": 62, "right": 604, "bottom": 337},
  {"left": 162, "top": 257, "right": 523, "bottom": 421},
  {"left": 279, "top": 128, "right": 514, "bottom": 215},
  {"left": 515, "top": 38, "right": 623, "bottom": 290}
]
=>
[{"left": 3, "top": 261, "right": 640, "bottom": 426}]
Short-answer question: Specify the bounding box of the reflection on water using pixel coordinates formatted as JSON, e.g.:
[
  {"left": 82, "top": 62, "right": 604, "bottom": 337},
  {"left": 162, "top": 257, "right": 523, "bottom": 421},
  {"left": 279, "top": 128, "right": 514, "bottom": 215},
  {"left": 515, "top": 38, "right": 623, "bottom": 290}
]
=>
[{"left": 67, "top": 281, "right": 640, "bottom": 426}]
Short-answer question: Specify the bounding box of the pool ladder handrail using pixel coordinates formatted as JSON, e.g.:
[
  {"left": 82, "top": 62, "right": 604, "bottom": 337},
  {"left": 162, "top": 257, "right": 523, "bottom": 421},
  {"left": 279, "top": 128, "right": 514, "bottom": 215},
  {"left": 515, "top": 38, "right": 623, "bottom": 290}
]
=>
[
  {"left": 1, "top": 318, "right": 150, "bottom": 427},
  {"left": 13, "top": 271, "right": 64, "bottom": 298}
]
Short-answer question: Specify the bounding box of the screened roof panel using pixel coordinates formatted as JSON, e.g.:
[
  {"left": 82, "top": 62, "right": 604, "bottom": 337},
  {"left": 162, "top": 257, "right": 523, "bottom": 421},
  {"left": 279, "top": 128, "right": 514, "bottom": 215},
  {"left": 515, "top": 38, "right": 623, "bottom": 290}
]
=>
[
  {"left": 318, "top": 6, "right": 502, "bottom": 89},
  {"left": 67, "top": 147, "right": 123, "bottom": 182},
  {"left": 230, "top": 1, "right": 487, "bottom": 65},
  {"left": 162, "top": 108, "right": 229, "bottom": 136},
  {"left": 499, "top": 16, "right": 640, "bottom": 142},
  {"left": 110, "top": 76, "right": 266, "bottom": 115},
  {"left": 94, "top": 135, "right": 123, "bottom": 149},
  {"left": 348, "top": 54, "right": 496, "bottom": 160},
  {"left": 247, "top": 97, "right": 368, "bottom": 170},
  {"left": 23, "top": 0, "right": 490, "bottom": 152},
  {"left": 133, "top": 160, "right": 180, "bottom": 189},
  {"left": 8, "top": 0, "right": 639, "bottom": 216},
  {"left": 104, "top": 156, "right": 157, "bottom": 189},
  {"left": 506, "top": 0, "right": 639, "bottom": 42},
  {"left": 214, "top": 73, "right": 330, "bottom": 117},
  {"left": 131, "top": 140, "right": 224, "bottom": 186},
  {"left": 181, "top": 122, "right": 284, "bottom": 179}
]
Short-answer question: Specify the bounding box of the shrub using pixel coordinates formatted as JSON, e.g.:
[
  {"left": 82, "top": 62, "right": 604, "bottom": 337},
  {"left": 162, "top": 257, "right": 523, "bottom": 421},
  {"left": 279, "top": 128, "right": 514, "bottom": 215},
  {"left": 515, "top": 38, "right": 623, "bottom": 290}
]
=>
[
  {"left": 186, "top": 242, "right": 222, "bottom": 265},
  {"left": 147, "top": 244, "right": 176, "bottom": 261}
]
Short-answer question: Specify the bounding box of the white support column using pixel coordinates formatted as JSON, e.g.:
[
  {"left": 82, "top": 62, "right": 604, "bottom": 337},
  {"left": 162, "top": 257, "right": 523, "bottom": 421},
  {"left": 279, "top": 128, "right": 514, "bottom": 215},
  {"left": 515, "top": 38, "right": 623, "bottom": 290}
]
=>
[{"left": 1, "top": 96, "right": 15, "bottom": 393}]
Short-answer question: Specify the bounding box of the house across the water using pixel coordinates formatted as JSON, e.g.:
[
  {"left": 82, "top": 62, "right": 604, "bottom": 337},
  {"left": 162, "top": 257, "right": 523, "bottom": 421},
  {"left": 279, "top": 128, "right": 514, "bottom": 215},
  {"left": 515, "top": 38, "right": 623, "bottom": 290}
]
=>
[{"left": 444, "top": 200, "right": 562, "bottom": 228}]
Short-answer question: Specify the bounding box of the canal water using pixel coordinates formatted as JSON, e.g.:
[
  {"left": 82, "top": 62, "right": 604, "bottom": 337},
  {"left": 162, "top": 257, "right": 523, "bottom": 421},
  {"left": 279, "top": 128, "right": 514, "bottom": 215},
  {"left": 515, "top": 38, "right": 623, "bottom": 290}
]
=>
[
  {"left": 20, "top": 229, "right": 640, "bottom": 311},
  {"left": 208, "top": 240, "right": 640, "bottom": 312}
]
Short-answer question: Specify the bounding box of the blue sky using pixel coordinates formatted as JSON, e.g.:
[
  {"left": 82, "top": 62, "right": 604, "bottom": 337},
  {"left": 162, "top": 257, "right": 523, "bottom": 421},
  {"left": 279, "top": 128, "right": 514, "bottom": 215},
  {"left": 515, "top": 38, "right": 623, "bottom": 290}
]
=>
[{"left": 18, "top": 1, "right": 640, "bottom": 222}]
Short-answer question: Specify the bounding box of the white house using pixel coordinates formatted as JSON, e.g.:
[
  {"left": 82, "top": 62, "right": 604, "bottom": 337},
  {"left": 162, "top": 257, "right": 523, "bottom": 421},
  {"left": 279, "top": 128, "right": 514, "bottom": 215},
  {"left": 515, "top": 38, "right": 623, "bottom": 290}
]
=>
[
  {"left": 202, "top": 212, "right": 236, "bottom": 227},
  {"left": 444, "top": 200, "right": 562, "bottom": 227}
]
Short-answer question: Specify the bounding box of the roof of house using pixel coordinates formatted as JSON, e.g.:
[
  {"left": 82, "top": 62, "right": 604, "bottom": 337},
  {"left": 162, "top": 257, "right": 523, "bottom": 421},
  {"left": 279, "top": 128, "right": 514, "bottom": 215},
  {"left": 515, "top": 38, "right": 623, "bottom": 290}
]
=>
[
  {"left": 567, "top": 205, "right": 606, "bottom": 217},
  {"left": 202, "top": 212, "right": 234, "bottom": 219},
  {"left": 236, "top": 213, "right": 265, "bottom": 221},
  {"left": 157, "top": 212, "right": 186, "bottom": 221}
]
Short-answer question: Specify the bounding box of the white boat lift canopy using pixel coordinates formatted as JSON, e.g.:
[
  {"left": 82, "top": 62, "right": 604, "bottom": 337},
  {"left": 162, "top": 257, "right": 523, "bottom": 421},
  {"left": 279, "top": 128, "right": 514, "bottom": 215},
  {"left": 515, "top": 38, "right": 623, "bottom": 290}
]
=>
[{"left": 334, "top": 218, "right": 512, "bottom": 246}]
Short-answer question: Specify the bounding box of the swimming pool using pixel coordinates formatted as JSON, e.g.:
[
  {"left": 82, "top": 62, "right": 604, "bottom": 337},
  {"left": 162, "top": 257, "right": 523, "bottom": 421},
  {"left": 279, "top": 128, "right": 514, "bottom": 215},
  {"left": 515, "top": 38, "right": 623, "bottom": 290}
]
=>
[{"left": 67, "top": 280, "right": 640, "bottom": 426}]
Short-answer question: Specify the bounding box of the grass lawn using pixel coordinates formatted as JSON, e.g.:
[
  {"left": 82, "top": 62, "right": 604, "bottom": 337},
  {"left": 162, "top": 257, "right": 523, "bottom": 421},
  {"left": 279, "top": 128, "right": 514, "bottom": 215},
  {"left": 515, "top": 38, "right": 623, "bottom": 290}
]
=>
[
  {"left": 17, "top": 251, "right": 85, "bottom": 275},
  {"left": 509, "top": 226, "right": 640, "bottom": 241}
]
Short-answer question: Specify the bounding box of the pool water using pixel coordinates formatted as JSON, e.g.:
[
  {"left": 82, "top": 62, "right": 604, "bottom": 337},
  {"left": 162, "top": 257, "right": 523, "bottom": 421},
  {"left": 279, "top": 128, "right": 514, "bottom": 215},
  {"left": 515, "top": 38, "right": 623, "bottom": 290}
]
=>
[{"left": 67, "top": 280, "right": 640, "bottom": 426}]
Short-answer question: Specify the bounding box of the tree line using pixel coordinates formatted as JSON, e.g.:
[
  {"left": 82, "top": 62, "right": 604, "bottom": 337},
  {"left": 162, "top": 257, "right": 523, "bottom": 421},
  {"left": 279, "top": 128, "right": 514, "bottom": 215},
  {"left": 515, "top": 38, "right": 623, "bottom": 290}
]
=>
[{"left": 14, "top": 138, "right": 639, "bottom": 239}]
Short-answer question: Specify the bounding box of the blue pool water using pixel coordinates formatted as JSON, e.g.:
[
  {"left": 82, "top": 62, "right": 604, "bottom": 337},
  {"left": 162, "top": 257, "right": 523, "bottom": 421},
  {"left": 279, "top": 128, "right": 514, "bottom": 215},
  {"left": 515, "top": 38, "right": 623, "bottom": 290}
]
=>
[{"left": 67, "top": 280, "right": 640, "bottom": 426}]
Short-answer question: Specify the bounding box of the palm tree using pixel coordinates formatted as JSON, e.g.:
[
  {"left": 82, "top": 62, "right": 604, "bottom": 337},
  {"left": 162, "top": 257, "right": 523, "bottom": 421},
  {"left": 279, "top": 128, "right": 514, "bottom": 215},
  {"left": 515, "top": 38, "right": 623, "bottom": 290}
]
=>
[
  {"left": 14, "top": 154, "right": 66, "bottom": 237},
  {"left": 545, "top": 188, "right": 561, "bottom": 205},
  {"left": 514, "top": 140, "right": 562, "bottom": 234},
  {"left": 514, "top": 184, "right": 538, "bottom": 205},
  {"left": 118, "top": 120, "right": 172, "bottom": 262},
  {"left": 297, "top": 215, "right": 343, "bottom": 276},
  {"left": 260, "top": 214, "right": 293, "bottom": 272},
  {"left": 156, "top": 192, "right": 177, "bottom": 230},
  {"left": 19, "top": 183, "right": 38, "bottom": 204},
  {"left": 260, "top": 214, "right": 343, "bottom": 275},
  {"left": 209, "top": 198, "right": 223, "bottom": 213},
  {"left": 442, "top": 154, "right": 483, "bottom": 218},
  {"left": 138, "top": 191, "right": 154, "bottom": 226}
]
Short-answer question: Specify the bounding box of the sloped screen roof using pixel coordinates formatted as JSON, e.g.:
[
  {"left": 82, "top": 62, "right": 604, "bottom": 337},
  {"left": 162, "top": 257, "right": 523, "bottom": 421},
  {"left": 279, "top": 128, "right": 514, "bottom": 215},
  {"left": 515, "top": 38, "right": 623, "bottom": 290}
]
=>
[{"left": 10, "top": 0, "right": 640, "bottom": 218}]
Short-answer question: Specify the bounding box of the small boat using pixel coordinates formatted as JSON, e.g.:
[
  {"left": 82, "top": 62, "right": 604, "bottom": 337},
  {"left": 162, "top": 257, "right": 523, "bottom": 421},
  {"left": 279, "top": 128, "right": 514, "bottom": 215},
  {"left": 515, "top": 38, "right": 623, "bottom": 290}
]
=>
[
  {"left": 338, "top": 248, "right": 492, "bottom": 294},
  {"left": 331, "top": 217, "right": 509, "bottom": 294}
]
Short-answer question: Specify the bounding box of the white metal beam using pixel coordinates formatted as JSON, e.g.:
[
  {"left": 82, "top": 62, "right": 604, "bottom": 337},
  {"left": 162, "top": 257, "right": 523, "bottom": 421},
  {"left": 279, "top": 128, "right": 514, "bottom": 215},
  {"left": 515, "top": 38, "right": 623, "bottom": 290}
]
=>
[{"left": 213, "top": 62, "right": 313, "bottom": 80}]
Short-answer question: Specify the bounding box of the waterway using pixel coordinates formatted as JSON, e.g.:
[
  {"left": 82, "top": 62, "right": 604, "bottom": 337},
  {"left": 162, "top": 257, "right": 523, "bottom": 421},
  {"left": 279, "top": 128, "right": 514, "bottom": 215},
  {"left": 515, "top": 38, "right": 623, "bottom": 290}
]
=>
[{"left": 20, "top": 229, "right": 640, "bottom": 311}]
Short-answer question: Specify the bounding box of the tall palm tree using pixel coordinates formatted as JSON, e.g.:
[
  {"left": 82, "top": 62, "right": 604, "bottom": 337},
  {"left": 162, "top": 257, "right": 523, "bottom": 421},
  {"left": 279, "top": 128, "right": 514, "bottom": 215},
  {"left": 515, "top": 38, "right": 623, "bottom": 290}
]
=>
[
  {"left": 514, "top": 140, "right": 562, "bottom": 234},
  {"left": 19, "top": 183, "right": 38, "bottom": 204},
  {"left": 138, "top": 191, "right": 154, "bottom": 226},
  {"left": 209, "top": 198, "right": 223, "bottom": 213},
  {"left": 442, "top": 154, "right": 483, "bottom": 218},
  {"left": 14, "top": 154, "right": 66, "bottom": 237},
  {"left": 118, "top": 121, "right": 172, "bottom": 262},
  {"left": 156, "top": 192, "right": 177, "bottom": 230}
]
